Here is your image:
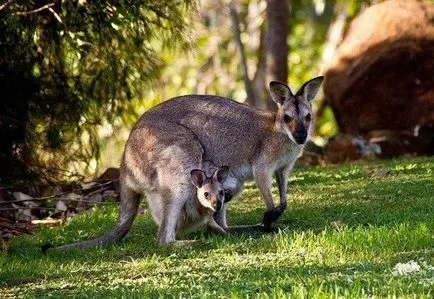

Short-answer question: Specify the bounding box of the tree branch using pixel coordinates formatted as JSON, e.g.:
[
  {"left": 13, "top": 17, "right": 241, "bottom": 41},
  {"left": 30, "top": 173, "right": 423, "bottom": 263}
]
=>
[
  {"left": 0, "top": 0, "right": 13, "bottom": 12},
  {"left": 229, "top": 1, "right": 259, "bottom": 107},
  {"left": 13, "top": 3, "right": 55, "bottom": 16},
  {"left": 48, "top": 7, "right": 63, "bottom": 23}
]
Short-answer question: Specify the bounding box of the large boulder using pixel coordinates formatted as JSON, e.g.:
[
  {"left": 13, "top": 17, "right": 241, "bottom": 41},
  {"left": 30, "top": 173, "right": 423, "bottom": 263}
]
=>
[{"left": 323, "top": 0, "right": 434, "bottom": 157}]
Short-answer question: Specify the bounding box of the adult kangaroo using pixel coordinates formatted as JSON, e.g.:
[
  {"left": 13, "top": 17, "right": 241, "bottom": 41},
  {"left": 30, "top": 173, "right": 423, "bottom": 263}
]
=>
[{"left": 50, "top": 77, "right": 323, "bottom": 248}]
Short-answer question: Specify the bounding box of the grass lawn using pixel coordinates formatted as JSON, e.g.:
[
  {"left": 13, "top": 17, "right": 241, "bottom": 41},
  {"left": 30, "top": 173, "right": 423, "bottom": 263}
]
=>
[{"left": 1, "top": 157, "right": 433, "bottom": 298}]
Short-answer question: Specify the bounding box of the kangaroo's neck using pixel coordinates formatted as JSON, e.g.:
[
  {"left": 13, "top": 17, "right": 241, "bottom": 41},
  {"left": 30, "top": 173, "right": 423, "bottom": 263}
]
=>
[
  {"left": 267, "top": 111, "right": 305, "bottom": 151},
  {"left": 256, "top": 110, "right": 297, "bottom": 143}
]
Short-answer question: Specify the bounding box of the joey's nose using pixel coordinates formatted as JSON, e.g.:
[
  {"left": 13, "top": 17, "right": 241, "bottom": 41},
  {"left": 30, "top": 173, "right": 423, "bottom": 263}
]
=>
[
  {"left": 210, "top": 198, "right": 217, "bottom": 209},
  {"left": 216, "top": 200, "right": 222, "bottom": 212}
]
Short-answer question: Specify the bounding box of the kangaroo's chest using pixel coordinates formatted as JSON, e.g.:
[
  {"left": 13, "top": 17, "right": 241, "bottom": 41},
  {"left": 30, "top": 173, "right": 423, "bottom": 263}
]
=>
[{"left": 274, "top": 146, "right": 303, "bottom": 170}]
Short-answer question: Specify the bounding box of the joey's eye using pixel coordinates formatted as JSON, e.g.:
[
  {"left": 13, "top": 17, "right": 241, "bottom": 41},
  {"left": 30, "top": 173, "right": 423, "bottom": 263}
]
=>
[
  {"left": 204, "top": 192, "right": 209, "bottom": 198},
  {"left": 305, "top": 113, "right": 312, "bottom": 121},
  {"left": 219, "top": 190, "right": 224, "bottom": 197},
  {"left": 283, "top": 115, "right": 292, "bottom": 123}
]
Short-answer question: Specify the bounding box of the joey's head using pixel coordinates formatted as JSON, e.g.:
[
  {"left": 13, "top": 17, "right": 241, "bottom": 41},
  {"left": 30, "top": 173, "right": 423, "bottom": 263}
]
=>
[
  {"left": 190, "top": 166, "right": 229, "bottom": 212},
  {"left": 270, "top": 76, "right": 324, "bottom": 145}
]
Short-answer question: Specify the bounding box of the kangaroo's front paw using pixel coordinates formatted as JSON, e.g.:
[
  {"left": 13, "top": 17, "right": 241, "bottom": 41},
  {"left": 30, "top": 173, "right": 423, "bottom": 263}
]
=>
[
  {"left": 275, "top": 204, "right": 286, "bottom": 215},
  {"left": 262, "top": 207, "right": 285, "bottom": 231},
  {"left": 262, "top": 209, "right": 276, "bottom": 230}
]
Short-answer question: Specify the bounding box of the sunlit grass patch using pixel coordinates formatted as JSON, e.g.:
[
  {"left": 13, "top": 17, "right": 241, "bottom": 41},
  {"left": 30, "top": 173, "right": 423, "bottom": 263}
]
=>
[{"left": 1, "top": 157, "right": 433, "bottom": 298}]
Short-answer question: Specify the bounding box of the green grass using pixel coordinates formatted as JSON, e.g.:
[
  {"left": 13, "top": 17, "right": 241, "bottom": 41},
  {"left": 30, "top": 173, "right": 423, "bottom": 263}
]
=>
[{"left": 1, "top": 157, "right": 433, "bottom": 298}]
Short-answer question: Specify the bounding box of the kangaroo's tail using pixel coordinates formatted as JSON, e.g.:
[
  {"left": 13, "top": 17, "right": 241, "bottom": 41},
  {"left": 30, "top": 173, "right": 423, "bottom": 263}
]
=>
[{"left": 44, "top": 185, "right": 140, "bottom": 252}]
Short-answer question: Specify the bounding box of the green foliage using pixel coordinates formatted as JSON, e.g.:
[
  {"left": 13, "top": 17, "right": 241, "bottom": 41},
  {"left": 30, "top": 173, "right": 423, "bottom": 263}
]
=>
[
  {"left": 0, "top": 0, "right": 195, "bottom": 184},
  {"left": 1, "top": 157, "right": 433, "bottom": 297},
  {"left": 0, "top": 0, "right": 395, "bottom": 183},
  {"left": 156, "top": 0, "right": 376, "bottom": 139}
]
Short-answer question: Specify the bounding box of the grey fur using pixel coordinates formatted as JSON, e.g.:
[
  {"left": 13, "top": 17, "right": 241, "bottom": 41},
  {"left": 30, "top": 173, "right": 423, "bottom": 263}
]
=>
[
  {"left": 52, "top": 165, "right": 228, "bottom": 250},
  {"left": 54, "top": 76, "right": 323, "bottom": 248}
]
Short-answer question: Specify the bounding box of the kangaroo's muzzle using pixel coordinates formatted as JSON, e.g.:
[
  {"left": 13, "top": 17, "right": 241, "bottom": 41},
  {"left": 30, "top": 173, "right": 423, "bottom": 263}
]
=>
[{"left": 294, "top": 131, "right": 307, "bottom": 144}]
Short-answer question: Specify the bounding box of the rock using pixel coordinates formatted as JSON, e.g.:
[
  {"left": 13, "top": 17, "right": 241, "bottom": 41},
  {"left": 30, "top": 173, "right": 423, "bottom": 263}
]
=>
[
  {"left": 324, "top": 0, "right": 434, "bottom": 156},
  {"left": 325, "top": 134, "right": 380, "bottom": 163},
  {"left": 367, "top": 129, "right": 433, "bottom": 157}
]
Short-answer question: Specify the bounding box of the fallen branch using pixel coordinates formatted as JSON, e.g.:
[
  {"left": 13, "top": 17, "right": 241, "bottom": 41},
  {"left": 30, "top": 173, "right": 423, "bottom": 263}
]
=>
[
  {"left": 0, "top": 207, "right": 56, "bottom": 211},
  {"left": 0, "top": 221, "right": 32, "bottom": 233},
  {"left": 0, "top": 180, "right": 118, "bottom": 205}
]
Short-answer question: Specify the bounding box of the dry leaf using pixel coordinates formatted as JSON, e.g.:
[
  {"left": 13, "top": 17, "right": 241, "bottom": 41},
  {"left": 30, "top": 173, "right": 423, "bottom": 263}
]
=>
[
  {"left": 56, "top": 200, "right": 68, "bottom": 212},
  {"left": 80, "top": 182, "right": 97, "bottom": 190}
]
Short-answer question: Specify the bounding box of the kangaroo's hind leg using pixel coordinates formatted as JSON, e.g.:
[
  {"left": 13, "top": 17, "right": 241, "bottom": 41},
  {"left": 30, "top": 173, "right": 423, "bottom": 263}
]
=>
[
  {"left": 144, "top": 122, "right": 205, "bottom": 244},
  {"left": 153, "top": 146, "right": 203, "bottom": 244},
  {"left": 155, "top": 189, "right": 182, "bottom": 244}
]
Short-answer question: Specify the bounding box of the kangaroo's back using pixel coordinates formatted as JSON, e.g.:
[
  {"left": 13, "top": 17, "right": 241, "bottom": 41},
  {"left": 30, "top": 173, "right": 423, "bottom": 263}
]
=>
[{"left": 134, "top": 95, "right": 275, "bottom": 170}]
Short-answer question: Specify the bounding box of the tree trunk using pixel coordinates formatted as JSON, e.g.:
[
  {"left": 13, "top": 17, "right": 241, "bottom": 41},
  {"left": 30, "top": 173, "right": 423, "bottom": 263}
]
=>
[
  {"left": 264, "top": 0, "right": 289, "bottom": 111},
  {"left": 231, "top": 0, "right": 290, "bottom": 110}
]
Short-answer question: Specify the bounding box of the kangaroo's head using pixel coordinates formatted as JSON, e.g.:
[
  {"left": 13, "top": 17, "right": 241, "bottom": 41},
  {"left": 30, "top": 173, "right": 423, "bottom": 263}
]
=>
[
  {"left": 270, "top": 76, "right": 324, "bottom": 145},
  {"left": 190, "top": 166, "right": 229, "bottom": 212}
]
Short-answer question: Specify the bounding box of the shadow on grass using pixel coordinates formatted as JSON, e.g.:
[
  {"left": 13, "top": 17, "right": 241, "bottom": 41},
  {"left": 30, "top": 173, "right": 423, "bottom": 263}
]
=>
[
  {"left": 2, "top": 158, "right": 432, "bottom": 291},
  {"left": 234, "top": 175, "right": 433, "bottom": 231},
  {"left": 5, "top": 174, "right": 433, "bottom": 255}
]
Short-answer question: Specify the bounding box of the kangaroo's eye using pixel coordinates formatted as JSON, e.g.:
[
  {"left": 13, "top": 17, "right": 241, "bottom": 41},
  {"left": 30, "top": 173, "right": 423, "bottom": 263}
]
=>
[
  {"left": 305, "top": 113, "right": 311, "bottom": 121},
  {"left": 219, "top": 190, "right": 224, "bottom": 197},
  {"left": 283, "top": 115, "right": 292, "bottom": 123},
  {"left": 204, "top": 192, "right": 209, "bottom": 198}
]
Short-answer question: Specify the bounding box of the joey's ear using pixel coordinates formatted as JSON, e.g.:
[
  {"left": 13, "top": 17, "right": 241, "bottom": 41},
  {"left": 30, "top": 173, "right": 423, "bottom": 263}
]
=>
[
  {"left": 269, "top": 81, "right": 293, "bottom": 105},
  {"left": 213, "top": 166, "right": 229, "bottom": 184},
  {"left": 190, "top": 169, "right": 206, "bottom": 188},
  {"left": 295, "top": 76, "right": 324, "bottom": 102}
]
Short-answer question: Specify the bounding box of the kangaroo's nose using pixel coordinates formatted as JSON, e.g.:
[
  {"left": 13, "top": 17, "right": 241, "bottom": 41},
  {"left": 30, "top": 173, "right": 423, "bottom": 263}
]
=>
[
  {"left": 294, "top": 132, "right": 307, "bottom": 144},
  {"left": 294, "top": 122, "right": 307, "bottom": 144}
]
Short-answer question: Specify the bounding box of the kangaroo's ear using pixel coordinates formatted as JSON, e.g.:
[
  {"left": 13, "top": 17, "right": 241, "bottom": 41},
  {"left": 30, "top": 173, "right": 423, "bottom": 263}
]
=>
[
  {"left": 269, "top": 81, "right": 293, "bottom": 105},
  {"left": 213, "top": 166, "right": 229, "bottom": 184},
  {"left": 190, "top": 169, "right": 206, "bottom": 188},
  {"left": 295, "top": 76, "right": 324, "bottom": 102}
]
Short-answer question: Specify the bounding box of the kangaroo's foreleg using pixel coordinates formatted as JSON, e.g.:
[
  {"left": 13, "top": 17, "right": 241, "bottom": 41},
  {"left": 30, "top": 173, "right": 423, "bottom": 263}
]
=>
[
  {"left": 253, "top": 167, "right": 278, "bottom": 231},
  {"left": 275, "top": 166, "right": 291, "bottom": 215}
]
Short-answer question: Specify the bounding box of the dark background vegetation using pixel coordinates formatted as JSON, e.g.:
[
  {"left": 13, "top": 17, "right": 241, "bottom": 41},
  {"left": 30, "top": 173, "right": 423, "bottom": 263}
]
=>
[{"left": 0, "top": 0, "right": 195, "bottom": 185}]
